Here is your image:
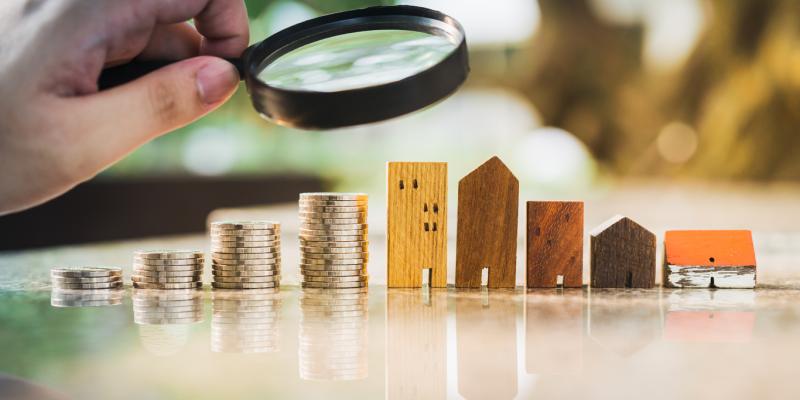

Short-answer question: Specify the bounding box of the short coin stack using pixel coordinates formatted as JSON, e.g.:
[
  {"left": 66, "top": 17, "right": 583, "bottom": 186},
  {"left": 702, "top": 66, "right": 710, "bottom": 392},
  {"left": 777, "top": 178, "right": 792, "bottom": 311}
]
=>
[
  {"left": 50, "top": 267, "right": 123, "bottom": 290},
  {"left": 210, "top": 221, "right": 281, "bottom": 290},
  {"left": 299, "top": 193, "right": 369, "bottom": 289},
  {"left": 132, "top": 250, "right": 204, "bottom": 289}
]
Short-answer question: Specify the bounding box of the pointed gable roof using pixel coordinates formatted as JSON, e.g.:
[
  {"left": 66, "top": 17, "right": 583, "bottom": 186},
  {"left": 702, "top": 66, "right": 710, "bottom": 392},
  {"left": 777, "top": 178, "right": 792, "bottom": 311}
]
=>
[
  {"left": 590, "top": 215, "right": 651, "bottom": 238},
  {"left": 460, "top": 156, "right": 517, "bottom": 184}
]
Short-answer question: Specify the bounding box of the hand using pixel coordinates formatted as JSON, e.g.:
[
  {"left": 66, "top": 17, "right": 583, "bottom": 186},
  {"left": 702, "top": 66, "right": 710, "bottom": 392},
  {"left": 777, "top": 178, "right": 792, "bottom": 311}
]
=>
[{"left": 0, "top": 0, "right": 249, "bottom": 215}]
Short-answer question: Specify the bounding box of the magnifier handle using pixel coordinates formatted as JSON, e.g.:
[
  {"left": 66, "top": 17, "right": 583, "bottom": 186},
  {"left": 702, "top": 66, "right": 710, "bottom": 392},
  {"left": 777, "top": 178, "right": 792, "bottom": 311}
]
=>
[{"left": 98, "top": 58, "right": 244, "bottom": 90}]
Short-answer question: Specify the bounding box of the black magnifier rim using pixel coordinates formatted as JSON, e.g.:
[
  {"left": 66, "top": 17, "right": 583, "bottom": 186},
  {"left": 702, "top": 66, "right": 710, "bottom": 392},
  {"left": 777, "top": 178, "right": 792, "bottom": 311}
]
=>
[{"left": 243, "top": 5, "right": 469, "bottom": 130}]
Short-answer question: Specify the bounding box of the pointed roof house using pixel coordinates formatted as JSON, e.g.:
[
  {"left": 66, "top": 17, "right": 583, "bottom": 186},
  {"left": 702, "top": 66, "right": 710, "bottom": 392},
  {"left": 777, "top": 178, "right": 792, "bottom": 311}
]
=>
[
  {"left": 456, "top": 156, "right": 519, "bottom": 289},
  {"left": 590, "top": 215, "right": 656, "bottom": 288}
]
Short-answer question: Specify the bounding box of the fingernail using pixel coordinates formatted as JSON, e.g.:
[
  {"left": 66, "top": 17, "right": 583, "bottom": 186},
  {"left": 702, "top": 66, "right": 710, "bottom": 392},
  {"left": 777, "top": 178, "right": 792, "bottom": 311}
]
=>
[{"left": 196, "top": 59, "right": 239, "bottom": 105}]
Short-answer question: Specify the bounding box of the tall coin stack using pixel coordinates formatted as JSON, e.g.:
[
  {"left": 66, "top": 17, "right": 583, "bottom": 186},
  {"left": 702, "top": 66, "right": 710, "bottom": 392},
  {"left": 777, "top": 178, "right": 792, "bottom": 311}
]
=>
[
  {"left": 50, "top": 267, "right": 123, "bottom": 290},
  {"left": 132, "top": 250, "right": 204, "bottom": 289},
  {"left": 299, "top": 193, "right": 369, "bottom": 289},
  {"left": 210, "top": 221, "right": 281, "bottom": 290}
]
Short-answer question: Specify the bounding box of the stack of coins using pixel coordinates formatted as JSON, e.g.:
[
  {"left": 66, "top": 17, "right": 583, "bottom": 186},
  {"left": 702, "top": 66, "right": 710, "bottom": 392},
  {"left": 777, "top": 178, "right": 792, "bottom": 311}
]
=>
[
  {"left": 210, "top": 221, "right": 281, "bottom": 290},
  {"left": 51, "top": 288, "right": 124, "bottom": 308},
  {"left": 133, "top": 290, "right": 204, "bottom": 356},
  {"left": 299, "top": 288, "right": 369, "bottom": 380},
  {"left": 50, "top": 267, "right": 123, "bottom": 290},
  {"left": 299, "top": 193, "right": 369, "bottom": 289},
  {"left": 211, "top": 289, "right": 281, "bottom": 353},
  {"left": 132, "top": 250, "right": 204, "bottom": 290}
]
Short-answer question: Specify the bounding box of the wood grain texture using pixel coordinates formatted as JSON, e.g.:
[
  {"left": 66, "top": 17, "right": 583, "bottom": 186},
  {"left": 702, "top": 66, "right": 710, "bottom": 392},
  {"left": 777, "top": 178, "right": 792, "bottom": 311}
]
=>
[
  {"left": 387, "top": 289, "right": 447, "bottom": 399},
  {"left": 456, "top": 293, "right": 518, "bottom": 399},
  {"left": 456, "top": 156, "right": 519, "bottom": 289},
  {"left": 526, "top": 201, "right": 584, "bottom": 288},
  {"left": 387, "top": 162, "right": 447, "bottom": 288},
  {"left": 590, "top": 215, "right": 655, "bottom": 288}
]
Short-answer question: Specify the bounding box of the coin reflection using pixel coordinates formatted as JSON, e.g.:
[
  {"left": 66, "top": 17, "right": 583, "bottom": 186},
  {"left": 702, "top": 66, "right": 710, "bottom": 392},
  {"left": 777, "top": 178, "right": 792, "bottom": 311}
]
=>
[
  {"left": 299, "top": 288, "right": 369, "bottom": 381},
  {"left": 588, "top": 289, "right": 661, "bottom": 357},
  {"left": 456, "top": 290, "right": 520, "bottom": 400},
  {"left": 211, "top": 289, "right": 281, "bottom": 353},
  {"left": 132, "top": 289, "right": 204, "bottom": 356},
  {"left": 387, "top": 288, "right": 447, "bottom": 399},
  {"left": 50, "top": 288, "right": 123, "bottom": 308},
  {"left": 664, "top": 289, "right": 755, "bottom": 343}
]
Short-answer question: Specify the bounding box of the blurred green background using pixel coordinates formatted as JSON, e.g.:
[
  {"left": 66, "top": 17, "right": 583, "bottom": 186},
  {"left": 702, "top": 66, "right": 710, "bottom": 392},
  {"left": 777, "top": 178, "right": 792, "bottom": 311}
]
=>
[{"left": 107, "top": 0, "right": 800, "bottom": 190}]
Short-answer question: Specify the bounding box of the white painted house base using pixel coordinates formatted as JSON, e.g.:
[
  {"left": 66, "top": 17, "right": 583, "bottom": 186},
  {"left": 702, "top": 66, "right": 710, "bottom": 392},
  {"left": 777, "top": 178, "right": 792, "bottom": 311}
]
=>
[{"left": 664, "top": 265, "right": 756, "bottom": 289}]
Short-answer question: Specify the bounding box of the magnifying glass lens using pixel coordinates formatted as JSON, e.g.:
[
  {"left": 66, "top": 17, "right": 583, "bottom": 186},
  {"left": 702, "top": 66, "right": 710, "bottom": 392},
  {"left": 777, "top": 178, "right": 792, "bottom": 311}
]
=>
[{"left": 258, "top": 30, "right": 457, "bottom": 92}]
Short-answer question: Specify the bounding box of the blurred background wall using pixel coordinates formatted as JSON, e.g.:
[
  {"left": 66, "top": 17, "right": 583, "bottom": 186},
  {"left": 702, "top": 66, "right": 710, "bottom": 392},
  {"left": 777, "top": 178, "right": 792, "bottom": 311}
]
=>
[{"left": 3, "top": 0, "right": 800, "bottom": 249}]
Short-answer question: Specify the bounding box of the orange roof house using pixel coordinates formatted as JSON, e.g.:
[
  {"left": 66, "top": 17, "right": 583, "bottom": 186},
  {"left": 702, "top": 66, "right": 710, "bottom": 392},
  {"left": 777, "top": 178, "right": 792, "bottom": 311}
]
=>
[{"left": 663, "top": 230, "right": 756, "bottom": 289}]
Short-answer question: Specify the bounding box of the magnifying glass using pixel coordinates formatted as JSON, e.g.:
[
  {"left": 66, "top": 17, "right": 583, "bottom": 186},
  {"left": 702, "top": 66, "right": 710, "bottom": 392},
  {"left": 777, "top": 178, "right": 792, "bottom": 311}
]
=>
[{"left": 99, "top": 5, "right": 469, "bottom": 130}]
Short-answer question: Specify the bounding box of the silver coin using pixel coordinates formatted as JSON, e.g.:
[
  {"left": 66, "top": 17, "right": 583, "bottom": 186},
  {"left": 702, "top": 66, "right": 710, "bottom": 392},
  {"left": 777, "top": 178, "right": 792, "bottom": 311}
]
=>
[
  {"left": 50, "top": 267, "right": 122, "bottom": 277},
  {"left": 210, "top": 221, "right": 280, "bottom": 230},
  {"left": 302, "top": 275, "right": 368, "bottom": 283},
  {"left": 133, "top": 281, "right": 203, "bottom": 289},
  {"left": 300, "top": 269, "right": 367, "bottom": 277},
  {"left": 51, "top": 275, "right": 122, "bottom": 283},
  {"left": 300, "top": 246, "right": 368, "bottom": 254},
  {"left": 210, "top": 241, "right": 280, "bottom": 249},
  {"left": 133, "top": 266, "right": 204, "bottom": 276},
  {"left": 299, "top": 216, "right": 367, "bottom": 224},
  {"left": 299, "top": 205, "right": 367, "bottom": 212},
  {"left": 213, "top": 269, "right": 279, "bottom": 277},
  {"left": 212, "top": 252, "right": 280, "bottom": 261},
  {"left": 53, "top": 282, "right": 123, "bottom": 289},
  {"left": 299, "top": 209, "right": 367, "bottom": 217},
  {"left": 299, "top": 192, "right": 367, "bottom": 200},
  {"left": 133, "top": 257, "right": 203, "bottom": 266},
  {"left": 131, "top": 275, "right": 201, "bottom": 284},
  {"left": 135, "top": 269, "right": 203, "bottom": 278},
  {"left": 212, "top": 282, "right": 279, "bottom": 289},
  {"left": 134, "top": 250, "right": 204, "bottom": 260},
  {"left": 299, "top": 239, "right": 368, "bottom": 247},
  {"left": 134, "top": 317, "right": 203, "bottom": 325},
  {"left": 300, "top": 223, "right": 368, "bottom": 230},
  {"left": 213, "top": 265, "right": 280, "bottom": 273},
  {"left": 299, "top": 199, "right": 368, "bottom": 206},
  {"left": 212, "top": 260, "right": 280, "bottom": 269},
  {"left": 300, "top": 258, "right": 366, "bottom": 266},
  {"left": 214, "top": 275, "right": 280, "bottom": 284},
  {"left": 299, "top": 228, "right": 367, "bottom": 236},
  {"left": 300, "top": 235, "right": 369, "bottom": 243},
  {"left": 210, "top": 246, "right": 280, "bottom": 254},
  {"left": 210, "top": 228, "right": 279, "bottom": 236},
  {"left": 301, "top": 281, "right": 368, "bottom": 289},
  {"left": 212, "top": 234, "right": 281, "bottom": 242},
  {"left": 301, "top": 252, "right": 368, "bottom": 260}
]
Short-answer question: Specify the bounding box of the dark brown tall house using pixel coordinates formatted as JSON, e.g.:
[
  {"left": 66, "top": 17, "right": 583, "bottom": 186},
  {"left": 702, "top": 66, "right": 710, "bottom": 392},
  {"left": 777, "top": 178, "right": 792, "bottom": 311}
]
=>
[
  {"left": 526, "top": 201, "right": 584, "bottom": 288},
  {"left": 590, "top": 215, "right": 655, "bottom": 288},
  {"left": 456, "top": 156, "right": 519, "bottom": 289}
]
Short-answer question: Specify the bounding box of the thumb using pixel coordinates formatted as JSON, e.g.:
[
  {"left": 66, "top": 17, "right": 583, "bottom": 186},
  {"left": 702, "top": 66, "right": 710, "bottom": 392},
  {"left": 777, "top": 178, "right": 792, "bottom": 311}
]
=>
[{"left": 62, "top": 56, "right": 239, "bottom": 175}]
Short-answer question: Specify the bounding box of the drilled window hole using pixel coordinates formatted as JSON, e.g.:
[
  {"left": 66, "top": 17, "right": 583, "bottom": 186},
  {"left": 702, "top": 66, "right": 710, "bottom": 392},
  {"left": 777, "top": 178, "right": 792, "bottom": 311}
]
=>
[
  {"left": 399, "top": 180, "right": 405, "bottom": 190},
  {"left": 433, "top": 203, "right": 439, "bottom": 213},
  {"left": 423, "top": 203, "right": 428, "bottom": 212},
  {"left": 709, "top": 257, "right": 715, "bottom": 263},
  {"left": 432, "top": 222, "right": 438, "bottom": 232},
  {"left": 412, "top": 179, "right": 418, "bottom": 189},
  {"left": 424, "top": 222, "right": 430, "bottom": 232}
]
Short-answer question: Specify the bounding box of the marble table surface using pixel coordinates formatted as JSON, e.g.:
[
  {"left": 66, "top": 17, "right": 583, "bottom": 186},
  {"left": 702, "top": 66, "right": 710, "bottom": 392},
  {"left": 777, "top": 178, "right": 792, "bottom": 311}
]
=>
[{"left": 1, "top": 184, "right": 799, "bottom": 399}]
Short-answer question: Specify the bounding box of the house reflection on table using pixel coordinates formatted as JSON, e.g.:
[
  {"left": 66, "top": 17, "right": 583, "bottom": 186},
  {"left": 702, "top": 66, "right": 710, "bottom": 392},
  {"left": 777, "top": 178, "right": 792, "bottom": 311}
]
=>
[
  {"left": 298, "top": 288, "right": 369, "bottom": 381},
  {"left": 386, "top": 288, "right": 448, "bottom": 400},
  {"left": 131, "top": 289, "right": 204, "bottom": 356},
  {"left": 525, "top": 289, "right": 585, "bottom": 376},
  {"left": 587, "top": 289, "right": 661, "bottom": 357},
  {"left": 663, "top": 289, "right": 755, "bottom": 343},
  {"left": 455, "top": 289, "right": 519, "bottom": 400},
  {"left": 211, "top": 289, "right": 281, "bottom": 353}
]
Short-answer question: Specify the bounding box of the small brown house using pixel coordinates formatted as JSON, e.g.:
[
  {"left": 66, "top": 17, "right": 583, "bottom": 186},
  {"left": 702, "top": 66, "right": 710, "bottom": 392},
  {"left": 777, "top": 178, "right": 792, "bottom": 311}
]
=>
[{"left": 590, "top": 215, "right": 655, "bottom": 288}]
